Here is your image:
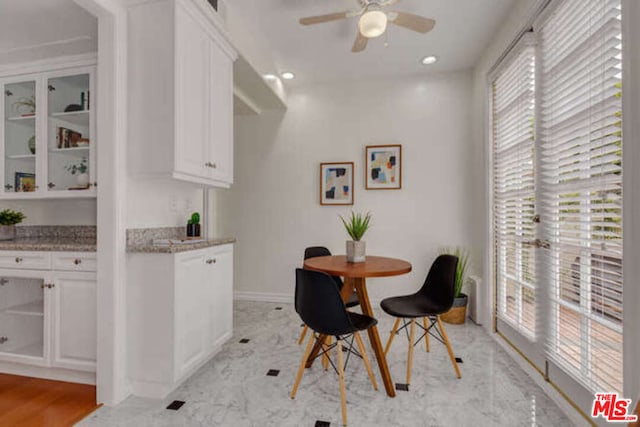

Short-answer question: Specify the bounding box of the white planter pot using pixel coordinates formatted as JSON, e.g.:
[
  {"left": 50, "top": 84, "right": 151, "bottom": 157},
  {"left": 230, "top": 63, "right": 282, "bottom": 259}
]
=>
[
  {"left": 346, "top": 240, "right": 366, "bottom": 263},
  {"left": 76, "top": 173, "right": 90, "bottom": 187},
  {"left": 0, "top": 225, "right": 16, "bottom": 241}
]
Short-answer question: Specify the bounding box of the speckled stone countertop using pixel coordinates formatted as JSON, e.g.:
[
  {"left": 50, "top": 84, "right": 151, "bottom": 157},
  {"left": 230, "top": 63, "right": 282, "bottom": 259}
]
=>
[
  {"left": 126, "top": 227, "right": 235, "bottom": 254},
  {"left": 0, "top": 226, "right": 96, "bottom": 252}
]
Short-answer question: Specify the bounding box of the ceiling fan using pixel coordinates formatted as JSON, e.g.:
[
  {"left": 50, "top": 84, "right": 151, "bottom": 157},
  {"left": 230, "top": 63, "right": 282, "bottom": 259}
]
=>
[{"left": 299, "top": 0, "right": 436, "bottom": 53}]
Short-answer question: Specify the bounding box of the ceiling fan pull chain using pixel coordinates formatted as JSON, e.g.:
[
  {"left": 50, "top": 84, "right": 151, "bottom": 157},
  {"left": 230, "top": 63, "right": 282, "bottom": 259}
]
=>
[{"left": 384, "top": 28, "right": 390, "bottom": 48}]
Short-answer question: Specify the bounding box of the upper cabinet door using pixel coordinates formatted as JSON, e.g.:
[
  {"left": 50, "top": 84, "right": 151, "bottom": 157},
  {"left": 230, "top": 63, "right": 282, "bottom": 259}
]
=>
[
  {"left": 46, "top": 71, "right": 95, "bottom": 193},
  {"left": 174, "top": 4, "right": 210, "bottom": 179},
  {"left": 207, "top": 39, "right": 233, "bottom": 185},
  {"left": 2, "top": 78, "right": 38, "bottom": 194}
]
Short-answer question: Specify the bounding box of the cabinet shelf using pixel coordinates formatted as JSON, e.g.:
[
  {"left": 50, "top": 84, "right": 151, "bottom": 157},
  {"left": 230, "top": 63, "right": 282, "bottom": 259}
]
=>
[
  {"left": 3, "top": 301, "right": 44, "bottom": 317},
  {"left": 6, "top": 154, "right": 36, "bottom": 160},
  {"left": 6, "top": 115, "right": 36, "bottom": 122},
  {"left": 3, "top": 341, "right": 43, "bottom": 358},
  {"left": 50, "top": 111, "right": 89, "bottom": 126},
  {"left": 49, "top": 147, "right": 90, "bottom": 153}
]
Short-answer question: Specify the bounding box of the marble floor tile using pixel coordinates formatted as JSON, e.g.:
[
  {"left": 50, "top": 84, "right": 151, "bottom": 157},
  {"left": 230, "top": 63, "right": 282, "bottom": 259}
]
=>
[{"left": 80, "top": 301, "right": 575, "bottom": 427}]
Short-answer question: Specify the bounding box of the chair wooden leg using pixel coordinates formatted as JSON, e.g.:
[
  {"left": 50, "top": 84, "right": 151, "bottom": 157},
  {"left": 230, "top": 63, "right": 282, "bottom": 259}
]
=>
[
  {"left": 336, "top": 336, "right": 348, "bottom": 426},
  {"left": 437, "top": 316, "right": 461, "bottom": 379},
  {"left": 384, "top": 318, "right": 401, "bottom": 355},
  {"left": 423, "top": 317, "right": 430, "bottom": 353},
  {"left": 406, "top": 319, "right": 416, "bottom": 385},
  {"left": 322, "top": 336, "right": 332, "bottom": 371},
  {"left": 354, "top": 332, "right": 378, "bottom": 391},
  {"left": 291, "top": 333, "right": 316, "bottom": 399},
  {"left": 298, "top": 325, "right": 308, "bottom": 345}
]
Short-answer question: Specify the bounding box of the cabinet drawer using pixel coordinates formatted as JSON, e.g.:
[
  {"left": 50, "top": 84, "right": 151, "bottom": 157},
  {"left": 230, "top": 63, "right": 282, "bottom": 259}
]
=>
[
  {"left": 0, "top": 251, "right": 51, "bottom": 270},
  {"left": 51, "top": 253, "right": 97, "bottom": 272}
]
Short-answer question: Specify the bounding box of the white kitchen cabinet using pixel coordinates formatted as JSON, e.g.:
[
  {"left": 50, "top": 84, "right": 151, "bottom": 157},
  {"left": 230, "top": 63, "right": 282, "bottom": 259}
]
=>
[
  {"left": 129, "top": 0, "right": 237, "bottom": 188},
  {"left": 50, "top": 271, "right": 97, "bottom": 372},
  {"left": 128, "top": 243, "right": 234, "bottom": 398},
  {"left": 0, "top": 66, "right": 96, "bottom": 199},
  {"left": 0, "top": 253, "right": 96, "bottom": 383}
]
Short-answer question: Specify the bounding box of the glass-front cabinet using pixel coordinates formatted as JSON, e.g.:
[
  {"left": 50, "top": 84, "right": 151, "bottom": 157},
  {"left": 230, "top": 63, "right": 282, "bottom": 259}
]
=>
[
  {"left": 0, "top": 66, "right": 95, "bottom": 199},
  {"left": 0, "top": 274, "right": 46, "bottom": 364}
]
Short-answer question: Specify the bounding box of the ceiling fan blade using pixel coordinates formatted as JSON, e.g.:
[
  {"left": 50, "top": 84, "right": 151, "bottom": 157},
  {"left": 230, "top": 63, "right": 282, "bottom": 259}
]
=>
[
  {"left": 388, "top": 12, "right": 436, "bottom": 33},
  {"left": 352, "top": 31, "right": 368, "bottom": 53},
  {"left": 381, "top": 0, "right": 401, "bottom": 6},
  {"left": 351, "top": 31, "right": 369, "bottom": 53},
  {"left": 300, "top": 12, "right": 349, "bottom": 26}
]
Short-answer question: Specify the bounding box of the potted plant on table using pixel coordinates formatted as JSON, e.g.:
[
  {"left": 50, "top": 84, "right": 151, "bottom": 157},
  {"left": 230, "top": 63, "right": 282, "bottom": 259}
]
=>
[
  {"left": 340, "top": 211, "right": 371, "bottom": 263},
  {"left": 440, "top": 247, "right": 470, "bottom": 324},
  {"left": 186, "top": 212, "right": 201, "bottom": 238},
  {"left": 0, "top": 209, "right": 26, "bottom": 241}
]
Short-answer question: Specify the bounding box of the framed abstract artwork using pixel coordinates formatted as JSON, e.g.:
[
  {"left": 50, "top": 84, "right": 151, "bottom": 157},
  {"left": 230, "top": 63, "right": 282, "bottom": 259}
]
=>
[
  {"left": 365, "top": 144, "right": 402, "bottom": 189},
  {"left": 320, "top": 162, "right": 354, "bottom": 205}
]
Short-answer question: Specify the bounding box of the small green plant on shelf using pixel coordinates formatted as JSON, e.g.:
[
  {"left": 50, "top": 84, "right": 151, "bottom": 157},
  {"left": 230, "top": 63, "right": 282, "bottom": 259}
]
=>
[
  {"left": 188, "top": 212, "right": 201, "bottom": 225},
  {"left": 64, "top": 157, "right": 88, "bottom": 175},
  {"left": 12, "top": 96, "right": 36, "bottom": 115},
  {"left": 0, "top": 209, "right": 26, "bottom": 225},
  {"left": 340, "top": 211, "right": 372, "bottom": 241}
]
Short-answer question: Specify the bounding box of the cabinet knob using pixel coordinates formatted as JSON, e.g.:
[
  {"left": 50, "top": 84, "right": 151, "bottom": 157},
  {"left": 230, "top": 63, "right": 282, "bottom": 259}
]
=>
[
  {"left": 0, "top": 278, "right": 7, "bottom": 286},
  {"left": 41, "top": 284, "right": 46, "bottom": 289},
  {"left": 74, "top": 258, "right": 82, "bottom": 265},
  {"left": 15, "top": 257, "right": 22, "bottom": 263},
  {"left": 48, "top": 182, "right": 56, "bottom": 189},
  {"left": 47, "top": 284, "right": 55, "bottom": 289},
  {"left": 0, "top": 336, "right": 7, "bottom": 344},
  {"left": 206, "top": 258, "right": 217, "bottom": 264}
]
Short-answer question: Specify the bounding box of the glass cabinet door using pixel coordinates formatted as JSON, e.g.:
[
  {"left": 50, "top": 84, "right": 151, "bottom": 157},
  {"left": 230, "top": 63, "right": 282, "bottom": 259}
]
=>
[
  {"left": 47, "top": 74, "right": 91, "bottom": 192},
  {"left": 3, "top": 80, "right": 37, "bottom": 193},
  {"left": 0, "top": 275, "right": 45, "bottom": 359}
]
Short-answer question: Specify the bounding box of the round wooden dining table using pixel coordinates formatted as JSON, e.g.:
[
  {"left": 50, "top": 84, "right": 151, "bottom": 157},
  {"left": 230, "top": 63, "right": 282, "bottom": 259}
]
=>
[{"left": 303, "top": 255, "right": 412, "bottom": 398}]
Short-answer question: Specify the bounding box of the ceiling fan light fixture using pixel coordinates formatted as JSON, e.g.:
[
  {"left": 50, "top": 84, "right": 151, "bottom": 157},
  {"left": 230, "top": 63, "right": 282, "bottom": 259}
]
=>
[
  {"left": 263, "top": 74, "right": 278, "bottom": 80},
  {"left": 281, "top": 71, "right": 296, "bottom": 80},
  {"left": 358, "top": 10, "right": 388, "bottom": 38}
]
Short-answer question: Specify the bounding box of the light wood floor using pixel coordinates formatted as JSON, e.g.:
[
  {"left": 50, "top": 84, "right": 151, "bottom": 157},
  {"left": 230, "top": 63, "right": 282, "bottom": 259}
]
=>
[{"left": 0, "top": 374, "right": 100, "bottom": 427}]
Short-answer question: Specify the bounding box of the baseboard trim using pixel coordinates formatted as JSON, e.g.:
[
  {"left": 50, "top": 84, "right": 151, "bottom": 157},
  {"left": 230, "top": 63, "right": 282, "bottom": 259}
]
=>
[
  {"left": 234, "top": 291, "right": 292, "bottom": 304},
  {"left": 0, "top": 361, "right": 96, "bottom": 385},
  {"left": 490, "top": 332, "right": 590, "bottom": 427}
]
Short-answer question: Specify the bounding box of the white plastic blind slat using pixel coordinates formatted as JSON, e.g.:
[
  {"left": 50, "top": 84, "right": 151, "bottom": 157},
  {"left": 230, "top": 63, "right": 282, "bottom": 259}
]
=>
[
  {"left": 538, "top": 0, "right": 622, "bottom": 394},
  {"left": 492, "top": 37, "right": 537, "bottom": 338}
]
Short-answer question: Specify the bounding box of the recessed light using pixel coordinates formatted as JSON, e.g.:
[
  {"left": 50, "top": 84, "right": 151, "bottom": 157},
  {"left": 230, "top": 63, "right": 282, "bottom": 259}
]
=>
[
  {"left": 263, "top": 74, "right": 277, "bottom": 80},
  {"left": 421, "top": 55, "right": 438, "bottom": 65},
  {"left": 281, "top": 72, "right": 295, "bottom": 80}
]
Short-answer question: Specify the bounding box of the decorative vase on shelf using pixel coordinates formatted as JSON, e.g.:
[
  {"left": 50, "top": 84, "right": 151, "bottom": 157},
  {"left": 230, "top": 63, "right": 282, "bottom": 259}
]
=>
[
  {"left": 0, "top": 225, "right": 16, "bottom": 241},
  {"left": 28, "top": 135, "right": 36, "bottom": 154},
  {"left": 346, "top": 240, "right": 366, "bottom": 263},
  {"left": 76, "top": 173, "right": 90, "bottom": 187}
]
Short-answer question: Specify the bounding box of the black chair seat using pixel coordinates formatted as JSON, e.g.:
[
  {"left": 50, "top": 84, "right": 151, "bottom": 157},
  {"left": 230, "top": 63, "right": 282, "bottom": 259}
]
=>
[
  {"left": 348, "top": 311, "right": 377, "bottom": 332},
  {"left": 380, "top": 293, "right": 446, "bottom": 318}
]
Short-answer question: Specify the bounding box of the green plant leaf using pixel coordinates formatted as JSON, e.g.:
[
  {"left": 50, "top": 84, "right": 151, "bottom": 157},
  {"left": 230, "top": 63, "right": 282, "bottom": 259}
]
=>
[
  {"left": 0, "top": 209, "right": 26, "bottom": 226},
  {"left": 340, "top": 211, "right": 372, "bottom": 241}
]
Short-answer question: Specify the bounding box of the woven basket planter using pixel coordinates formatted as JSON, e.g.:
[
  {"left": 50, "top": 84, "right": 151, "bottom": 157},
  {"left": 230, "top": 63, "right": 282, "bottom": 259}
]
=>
[{"left": 441, "top": 293, "right": 468, "bottom": 324}]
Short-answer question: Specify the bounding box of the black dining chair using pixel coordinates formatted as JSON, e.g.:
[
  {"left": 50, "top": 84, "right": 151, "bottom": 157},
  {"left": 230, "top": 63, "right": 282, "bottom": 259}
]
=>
[
  {"left": 291, "top": 268, "right": 377, "bottom": 427},
  {"left": 380, "top": 254, "right": 461, "bottom": 386},
  {"left": 297, "top": 246, "right": 359, "bottom": 347}
]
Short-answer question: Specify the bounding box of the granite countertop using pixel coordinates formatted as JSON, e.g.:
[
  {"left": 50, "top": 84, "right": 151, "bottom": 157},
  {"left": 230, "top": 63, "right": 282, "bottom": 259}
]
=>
[
  {"left": 0, "top": 226, "right": 97, "bottom": 252},
  {"left": 126, "top": 227, "right": 234, "bottom": 253},
  {"left": 127, "top": 237, "right": 236, "bottom": 253},
  {"left": 0, "top": 237, "right": 97, "bottom": 252}
]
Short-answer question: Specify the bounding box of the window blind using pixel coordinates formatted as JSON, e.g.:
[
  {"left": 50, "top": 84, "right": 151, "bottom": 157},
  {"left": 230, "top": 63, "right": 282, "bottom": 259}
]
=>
[
  {"left": 538, "top": 0, "right": 622, "bottom": 393},
  {"left": 492, "top": 36, "right": 537, "bottom": 338}
]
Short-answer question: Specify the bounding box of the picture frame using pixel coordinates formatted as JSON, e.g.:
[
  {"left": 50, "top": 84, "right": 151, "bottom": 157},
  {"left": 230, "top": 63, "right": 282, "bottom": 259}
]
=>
[
  {"left": 320, "top": 162, "right": 354, "bottom": 206},
  {"left": 15, "top": 172, "right": 36, "bottom": 192},
  {"left": 365, "top": 144, "right": 402, "bottom": 190}
]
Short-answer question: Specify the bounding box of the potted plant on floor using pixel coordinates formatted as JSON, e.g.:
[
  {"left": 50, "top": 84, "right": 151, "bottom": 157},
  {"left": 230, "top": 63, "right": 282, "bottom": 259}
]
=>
[
  {"left": 0, "top": 209, "right": 26, "bottom": 241},
  {"left": 340, "top": 211, "right": 371, "bottom": 263},
  {"left": 440, "top": 247, "right": 470, "bottom": 324},
  {"left": 186, "top": 212, "right": 201, "bottom": 238}
]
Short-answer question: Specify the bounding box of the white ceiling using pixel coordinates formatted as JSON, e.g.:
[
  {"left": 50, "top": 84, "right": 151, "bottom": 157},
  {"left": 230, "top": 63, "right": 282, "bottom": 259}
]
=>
[
  {"left": 227, "top": 0, "right": 516, "bottom": 84},
  {"left": 0, "top": 0, "right": 97, "bottom": 65}
]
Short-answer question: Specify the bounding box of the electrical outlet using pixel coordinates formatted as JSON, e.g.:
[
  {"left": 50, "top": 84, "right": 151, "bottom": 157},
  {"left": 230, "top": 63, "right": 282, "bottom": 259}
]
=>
[
  {"left": 169, "top": 198, "right": 178, "bottom": 212},
  {"left": 185, "top": 198, "right": 193, "bottom": 211}
]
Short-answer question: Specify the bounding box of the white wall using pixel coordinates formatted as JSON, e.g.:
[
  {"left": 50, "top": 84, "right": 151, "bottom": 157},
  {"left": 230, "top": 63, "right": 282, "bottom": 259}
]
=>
[
  {"left": 0, "top": 199, "right": 96, "bottom": 225},
  {"left": 217, "top": 71, "right": 474, "bottom": 301},
  {"left": 126, "top": 178, "right": 203, "bottom": 228}
]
